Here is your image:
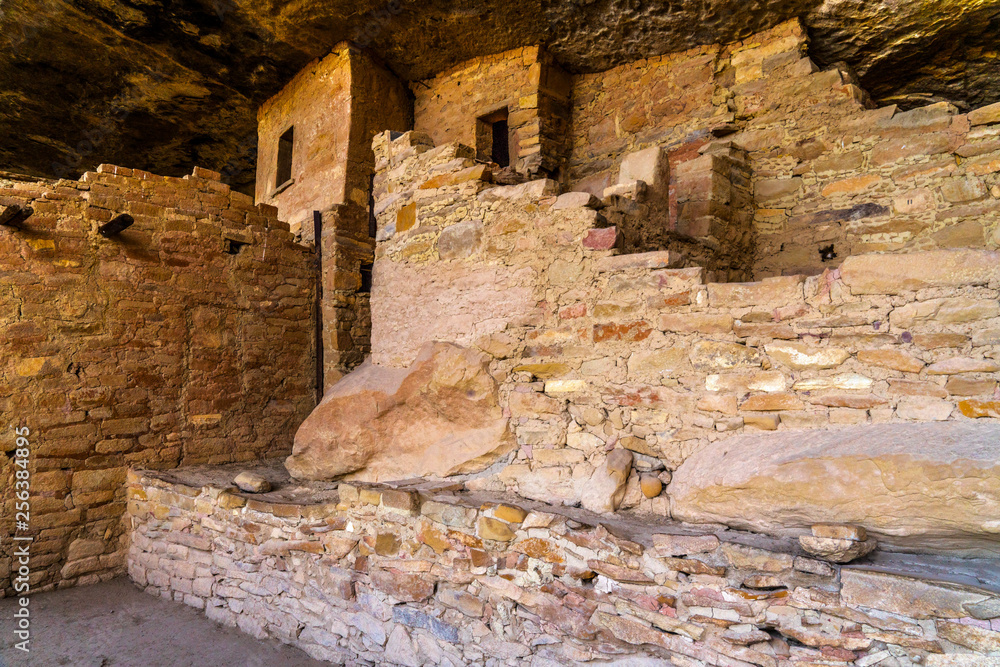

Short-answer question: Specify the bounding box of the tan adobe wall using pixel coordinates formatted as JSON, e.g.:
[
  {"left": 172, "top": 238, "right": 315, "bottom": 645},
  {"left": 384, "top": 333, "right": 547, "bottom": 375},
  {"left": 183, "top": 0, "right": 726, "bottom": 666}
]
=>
[
  {"left": 255, "top": 44, "right": 412, "bottom": 242},
  {"left": 0, "top": 165, "right": 316, "bottom": 594},
  {"left": 256, "top": 48, "right": 353, "bottom": 240},
  {"left": 346, "top": 52, "right": 414, "bottom": 212},
  {"left": 255, "top": 45, "right": 409, "bottom": 387},
  {"left": 568, "top": 20, "right": 1000, "bottom": 277}
]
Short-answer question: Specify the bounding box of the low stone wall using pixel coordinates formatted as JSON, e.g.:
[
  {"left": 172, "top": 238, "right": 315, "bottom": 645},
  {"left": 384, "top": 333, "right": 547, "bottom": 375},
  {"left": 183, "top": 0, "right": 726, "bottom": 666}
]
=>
[
  {"left": 1, "top": 165, "right": 316, "bottom": 594},
  {"left": 128, "top": 465, "right": 1000, "bottom": 666}
]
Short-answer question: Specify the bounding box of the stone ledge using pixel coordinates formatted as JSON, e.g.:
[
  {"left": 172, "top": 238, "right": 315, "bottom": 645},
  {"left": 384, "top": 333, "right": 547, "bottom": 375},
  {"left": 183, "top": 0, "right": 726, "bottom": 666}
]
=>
[
  {"left": 840, "top": 249, "right": 1000, "bottom": 295},
  {"left": 595, "top": 250, "right": 685, "bottom": 272},
  {"left": 669, "top": 421, "right": 1000, "bottom": 557}
]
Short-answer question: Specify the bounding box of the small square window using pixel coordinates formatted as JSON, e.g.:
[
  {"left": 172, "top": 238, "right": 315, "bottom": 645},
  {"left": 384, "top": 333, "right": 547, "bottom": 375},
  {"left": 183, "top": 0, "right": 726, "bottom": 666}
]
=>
[{"left": 276, "top": 126, "right": 294, "bottom": 188}]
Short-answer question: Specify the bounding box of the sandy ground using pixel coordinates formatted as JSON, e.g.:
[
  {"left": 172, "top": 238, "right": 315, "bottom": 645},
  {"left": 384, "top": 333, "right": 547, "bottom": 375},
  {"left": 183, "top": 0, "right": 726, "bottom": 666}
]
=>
[{"left": 0, "top": 578, "right": 326, "bottom": 667}]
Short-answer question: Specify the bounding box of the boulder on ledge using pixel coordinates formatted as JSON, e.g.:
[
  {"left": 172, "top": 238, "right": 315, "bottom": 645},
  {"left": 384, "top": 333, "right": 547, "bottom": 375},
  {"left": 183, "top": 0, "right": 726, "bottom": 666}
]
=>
[
  {"left": 286, "top": 342, "right": 514, "bottom": 482},
  {"left": 668, "top": 421, "right": 1000, "bottom": 557}
]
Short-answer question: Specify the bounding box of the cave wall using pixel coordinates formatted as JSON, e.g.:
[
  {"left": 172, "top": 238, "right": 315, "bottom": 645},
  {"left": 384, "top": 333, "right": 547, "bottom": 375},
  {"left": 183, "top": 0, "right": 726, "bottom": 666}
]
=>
[{"left": 0, "top": 166, "right": 316, "bottom": 594}]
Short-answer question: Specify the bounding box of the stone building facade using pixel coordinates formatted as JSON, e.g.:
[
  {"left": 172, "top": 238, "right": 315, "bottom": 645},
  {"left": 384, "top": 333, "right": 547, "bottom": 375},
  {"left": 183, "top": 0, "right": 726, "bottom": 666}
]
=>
[
  {"left": 4, "top": 12, "right": 1000, "bottom": 667},
  {"left": 255, "top": 43, "right": 411, "bottom": 385},
  {"left": 0, "top": 166, "right": 316, "bottom": 593}
]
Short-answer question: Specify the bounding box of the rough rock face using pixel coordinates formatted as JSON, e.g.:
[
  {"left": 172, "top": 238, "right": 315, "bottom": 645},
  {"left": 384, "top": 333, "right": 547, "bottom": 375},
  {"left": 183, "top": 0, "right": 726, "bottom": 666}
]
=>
[
  {"left": 286, "top": 342, "right": 513, "bottom": 482},
  {"left": 668, "top": 421, "right": 1000, "bottom": 556},
  {"left": 2, "top": 0, "right": 998, "bottom": 184}
]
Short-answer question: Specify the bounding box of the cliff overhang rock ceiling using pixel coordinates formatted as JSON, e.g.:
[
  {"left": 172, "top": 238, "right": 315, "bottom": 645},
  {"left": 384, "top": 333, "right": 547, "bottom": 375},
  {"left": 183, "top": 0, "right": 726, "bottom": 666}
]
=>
[{"left": 1, "top": 0, "right": 998, "bottom": 190}]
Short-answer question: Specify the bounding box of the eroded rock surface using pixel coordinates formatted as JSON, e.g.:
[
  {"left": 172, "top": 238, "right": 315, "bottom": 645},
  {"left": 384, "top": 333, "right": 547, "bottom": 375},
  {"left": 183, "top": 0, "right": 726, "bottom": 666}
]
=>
[
  {"left": 3, "top": 0, "right": 999, "bottom": 184},
  {"left": 286, "top": 342, "right": 513, "bottom": 482},
  {"left": 669, "top": 421, "right": 1000, "bottom": 556}
]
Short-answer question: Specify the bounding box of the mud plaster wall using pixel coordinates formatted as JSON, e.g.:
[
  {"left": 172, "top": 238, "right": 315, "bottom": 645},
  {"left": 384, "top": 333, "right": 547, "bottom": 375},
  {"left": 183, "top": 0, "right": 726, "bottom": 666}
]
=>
[
  {"left": 0, "top": 166, "right": 316, "bottom": 594},
  {"left": 567, "top": 20, "right": 1000, "bottom": 278}
]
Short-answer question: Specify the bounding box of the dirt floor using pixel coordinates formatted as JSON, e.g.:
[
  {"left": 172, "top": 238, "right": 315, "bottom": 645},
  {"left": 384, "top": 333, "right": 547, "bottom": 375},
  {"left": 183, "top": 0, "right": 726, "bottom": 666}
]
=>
[{"left": 0, "top": 578, "right": 326, "bottom": 666}]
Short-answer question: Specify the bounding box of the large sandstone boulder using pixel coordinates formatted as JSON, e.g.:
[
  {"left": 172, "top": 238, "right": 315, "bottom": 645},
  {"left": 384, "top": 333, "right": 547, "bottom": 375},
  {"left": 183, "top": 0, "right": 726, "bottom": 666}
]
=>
[
  {"left": 668, "top": 422, "right": 1000, "bottom": 556},
  {"left": 286, "top": 342, "right": 514, "bottom": 482}
]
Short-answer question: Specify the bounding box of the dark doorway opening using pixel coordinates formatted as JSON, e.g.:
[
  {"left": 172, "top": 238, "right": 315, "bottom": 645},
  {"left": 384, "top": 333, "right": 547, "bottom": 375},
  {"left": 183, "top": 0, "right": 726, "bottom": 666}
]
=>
[
  {"left": 491, "top": 117, "right": 510, "bottom": 167},
  {"left": 368, "top": 173, "right": 377, "bottom": 238},
  {"left": 359, "top": 263, "right": 373, "bottom": 293},
  {"left": 477, "top": 109, "right": 510, "bottom": 168}
]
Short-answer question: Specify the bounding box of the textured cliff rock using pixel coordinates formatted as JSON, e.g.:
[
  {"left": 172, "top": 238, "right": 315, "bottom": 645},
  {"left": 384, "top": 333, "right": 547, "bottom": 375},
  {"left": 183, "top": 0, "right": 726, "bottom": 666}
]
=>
[
  {"left": 2, "top": 0, "right": 998, "bottom": 186},
  {"left": 668, "top": 421, "right": 1000, "bottom": 556},
  {"left": 286, "top": 342, "right": 514, "bottom": 482}
]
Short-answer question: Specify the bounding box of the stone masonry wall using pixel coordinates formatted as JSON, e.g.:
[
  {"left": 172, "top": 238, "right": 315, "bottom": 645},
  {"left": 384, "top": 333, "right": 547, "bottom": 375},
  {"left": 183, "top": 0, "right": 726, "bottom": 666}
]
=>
[
  {"left": 0, "top": 165, "right": 316, "bottom": 594},
  {"left": 256, "top": 44, "right": 408, "bottom": 384},
  {"left": 413, "top": 46, "right": 571, "bottom": 177},
  {"left": 369, "top": 130, "right": 1000, "bottom": 542},
  {"left": 568, "top": 20, "right": 1000, "bottom": 277},
  {"left": 256, "top": 47, "right": 353, "bottom": 241},
  {"left": 128, "top": 466, "right": 1000, "bottom": 666},
  {"left": 256, "top": 43, "right": 411, "bottom": 242},
  {"left": 319, "top": 204, "right": 375, "bottom": 387}
]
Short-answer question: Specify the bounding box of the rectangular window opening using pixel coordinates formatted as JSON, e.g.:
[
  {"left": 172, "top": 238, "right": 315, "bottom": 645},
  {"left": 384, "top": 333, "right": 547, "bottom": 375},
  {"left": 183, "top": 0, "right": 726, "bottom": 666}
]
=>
[
  {"left": 359, "top": 263, "right": 373, "bottom": 293},
  {"left": 276, "top": 126, "right": 294, "bottom": 188},
  {"left": 476, "top": 109, "right": 510, "bottom": 168}
]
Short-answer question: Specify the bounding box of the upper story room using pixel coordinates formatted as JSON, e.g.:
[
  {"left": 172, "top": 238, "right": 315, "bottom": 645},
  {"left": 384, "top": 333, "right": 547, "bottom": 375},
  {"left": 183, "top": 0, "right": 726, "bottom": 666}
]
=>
[{"left": 245, "top": 20, "right": 1000, "bottom": 280}]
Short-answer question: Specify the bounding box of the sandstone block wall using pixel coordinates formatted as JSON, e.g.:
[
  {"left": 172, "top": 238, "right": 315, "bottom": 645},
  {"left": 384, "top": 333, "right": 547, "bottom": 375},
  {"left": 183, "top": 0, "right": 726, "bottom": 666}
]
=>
[
  {"left": 319, "top": 204, "right": 375, "bottom": 387},
  {"left": 128, "top": 467, "right": 1000, "bottom": 665},
  {"left": 368, "top": 131, "right": 1000, "bottom": 549},
  {"left": 256, "top": 45, "right": 409, "bottom": 384},
  {"left": 0, "top": 166, "right": 316, "bottom": 594},
  {"left": 256, "top": 47, "right": 353, "bottom": 240},
  {"left": 413, "top": 46, "right": 571, "bottom": 176},
  {"left": 256, "top": 43, "right": 411, "bottom": 242},
  {"left": 568, "top": 20, "right": 1000, "bottom": 277}
]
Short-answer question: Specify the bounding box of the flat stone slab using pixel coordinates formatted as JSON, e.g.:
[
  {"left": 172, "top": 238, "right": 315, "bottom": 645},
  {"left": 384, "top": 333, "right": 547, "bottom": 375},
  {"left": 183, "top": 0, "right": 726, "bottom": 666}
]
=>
[
  {"left": 668, "top": 421, "right": 1000, "bottom": 557},
  {"left": 595, "top": 250, "right": 684, "bottom": 272},
  {"left": 839, "top": 249, "right": 1000, "bottom": 295}
]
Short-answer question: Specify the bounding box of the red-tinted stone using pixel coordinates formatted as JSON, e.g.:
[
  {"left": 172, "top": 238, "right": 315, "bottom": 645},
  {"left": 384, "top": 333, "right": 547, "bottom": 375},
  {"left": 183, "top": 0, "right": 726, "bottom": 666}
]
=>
[
  {"left": 582, "top": 226, "right": 620, "bottom": 250},
  {"left": 370, "top": 568, "right": 435, "bottom": 602},
  {"left": 593, "top": 321, "right": 652, "bottom": 343}
]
